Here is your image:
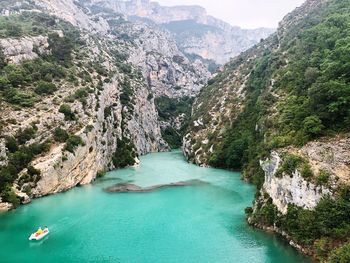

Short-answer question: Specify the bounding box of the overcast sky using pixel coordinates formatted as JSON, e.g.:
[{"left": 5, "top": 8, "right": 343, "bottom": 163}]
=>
[{"left": 156, "top": 0, "right": 306, "bottom": 28}]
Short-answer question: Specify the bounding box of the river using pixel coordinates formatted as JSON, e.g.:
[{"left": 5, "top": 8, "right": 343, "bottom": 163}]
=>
[{"left": 0, "top": 151, "right": 310, "bottom": 262}]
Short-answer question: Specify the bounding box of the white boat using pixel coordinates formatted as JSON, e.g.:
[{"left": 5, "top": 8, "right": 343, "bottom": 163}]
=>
[{"left": 29, "top": 227, "right": 49, "bottom": 241}]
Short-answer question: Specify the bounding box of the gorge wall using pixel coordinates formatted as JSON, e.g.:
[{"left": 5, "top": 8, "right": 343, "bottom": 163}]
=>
[
  {"left": 185, "top": 0, "right": 350, "bottom": 261},
  {"left": 0, "top": 0, "right": 213, "bottom": 210}
]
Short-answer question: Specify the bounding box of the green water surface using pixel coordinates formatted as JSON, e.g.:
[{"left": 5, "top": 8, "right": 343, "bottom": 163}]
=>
[{"left": 0, "top": 151, "right": 311, "bottom": 262}]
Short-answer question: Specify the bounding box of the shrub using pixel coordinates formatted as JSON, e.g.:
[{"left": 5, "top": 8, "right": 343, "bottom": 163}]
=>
[
  {"left": 1, "top": 187, "right": 20, "bottom": 208},
  {"left": 303, "top": 116, "right": 324, "bottom": 137},
  {"left": 96, "top": 170, "right": 106, "bottom": 178},
  {"left": 0, "top": 48, "right": 6, "bottom": 70},
  {"left": 29, "top": 141, "right": 51, "bottom": 155},
  {"left": 74, "top": 88, "right": 88, "bottom": 99},
  {"left": 104, "top": 106, "right": 113, "bottom": 119},
  {"left": 65, "top": 135, "right": 84, "bottom": 153},
  {"left": 276, "top": 154, "right": 303, "bottom": 177},
  {"left": 0, "top": 76, "right": 9, "bottom": 90},
  {"left": 317, "top": 170, "right": 331, "bottom": 186},
  {"left": 34, "top": 81, "right": 57, "bottom": 95},
  {"left": 252, "top": 198, "right": 278, "bottom": 226},
  {"left": 5, "top": 65, "right": 27, "bottom": 87},
  {"left": 300, "top": 163, "right": 313, "bottom": 179},
  {"left": 3, "top": 88, "right": 35, "bottom": 107},
  {"left": 5, "top": 136, "right": 18, "bottom": 153},
  {"left": 5, "top": 22, "right": 23, "bottom": 37},
  {"left": 53, "top": 127, "right": 69, "bottom": 142},
  {"left": 27, "top": 165, "right": 40, "bottom": 177},
  {"left": 59, "top": 104, "right": 76, "bottom": 121},
  {"left": 48, "top": 33, "right": 74, "bottom": 64},
  {"left": 16, "top": 126, "right": 37, "bottom": 145}
]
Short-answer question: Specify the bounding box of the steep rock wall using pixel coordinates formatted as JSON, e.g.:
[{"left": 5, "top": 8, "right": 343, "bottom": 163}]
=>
[{"left": 260, "top": 151, "right": 331, "bottom": 214}]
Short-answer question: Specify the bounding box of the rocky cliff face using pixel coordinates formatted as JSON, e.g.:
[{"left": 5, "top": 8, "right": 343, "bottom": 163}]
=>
[
  {"left": 89, "top": 0, "right": 274, "bottom": 64},
  {"left": 259, "top": 134, "right": 350, "bottom": 215},
  {"left": 260, "top": 151, "right": 331, "bottom": 214},
  {"left": 0, "top": 36, "right": 50, "bottom": 64},
  {"left": 0, "top": 0, "right": 209, "bottom": 211},
  {"left": 116, "top": 21, "right": 210, "bottom": 98}
]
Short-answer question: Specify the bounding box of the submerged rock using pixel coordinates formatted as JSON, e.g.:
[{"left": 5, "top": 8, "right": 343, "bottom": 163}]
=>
[{"left": 104, "top": 179, "right": 206, "bottom": 193}]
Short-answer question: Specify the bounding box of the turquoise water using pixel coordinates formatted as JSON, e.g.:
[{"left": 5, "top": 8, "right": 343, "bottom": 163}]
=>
[{"left": 0, "top": 151, "right": 310, "bottom": 263}]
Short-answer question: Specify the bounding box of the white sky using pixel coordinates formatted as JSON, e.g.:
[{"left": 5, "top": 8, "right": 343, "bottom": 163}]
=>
[{"left": 156, "top": 0, "right": 306, "bottom": 28}]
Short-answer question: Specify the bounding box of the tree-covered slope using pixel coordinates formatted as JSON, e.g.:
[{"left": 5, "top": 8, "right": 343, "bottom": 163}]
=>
[{"left": 185, "top": 0, "right": 350, "bottom": 261}]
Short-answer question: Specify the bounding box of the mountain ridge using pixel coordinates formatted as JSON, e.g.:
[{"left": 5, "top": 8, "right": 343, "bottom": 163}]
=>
[{"left": 88, "top": 0, "right": 275, "bottom": 64}]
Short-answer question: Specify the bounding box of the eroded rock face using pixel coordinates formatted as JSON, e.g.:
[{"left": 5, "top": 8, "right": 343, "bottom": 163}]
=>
[
  {"left": 299, "top": 136, "right": 350, "bottom": 185},
  {"left": 0, "top": 36, "right": 49, "bottom": 64},
  {"left": 260, "top": 152, "right": 330, "bottom": 214},
  {"left": 259, "top": 135, "right": 350, "bottom": 215},
  {"left": 119, "top": 21, "right": 210, "bottom": 98},
  {"left": 34, "top": 0, "right": 110, "bottom": 33}
]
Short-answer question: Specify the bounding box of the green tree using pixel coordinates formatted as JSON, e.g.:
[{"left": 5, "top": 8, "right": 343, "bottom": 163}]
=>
[
  {"left": 5, "top": 23, "right": 23, "bottom": 37},
  {"left": 34, "top": 81, "right": 57, "bottom": 95},
  {"left": 59, "top": 104, "right": 76, "bottom": 121},
  {"left": 53, "top": 127, "right": 69, "bottom": 142},
  {"left": 64, "top": 135, "right": 84, "bottom": 153},
  {"left": 303, "top": 115, "right": 324, "bottom": 136},
  {"left": 48, "top": 33, "right": 74, "bottom": 64},
  {"left": 0, "top": 48, "right": 6, "bottom": 69}
]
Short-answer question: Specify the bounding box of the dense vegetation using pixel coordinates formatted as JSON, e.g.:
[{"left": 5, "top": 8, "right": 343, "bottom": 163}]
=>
[
  {"left": 155, "top": 96, "right": 194, "bottom": 148},
  {"left": 192, "top": 0, "right": 350, "bottom": 261},
  {"left": 112, "top": 137, "right": 137, "bottom": 168},
  {"left": 249, "top": 187, "right": 350, "bottom": 262},
  {"left": 0, "top": 12, "right": 82, "bottom": 40},
  {"left": 0, "top": 12, "right": 83, "bottom": 108},
  {"left": 0, "top": 126, "right": 51, "bottom": 207}
]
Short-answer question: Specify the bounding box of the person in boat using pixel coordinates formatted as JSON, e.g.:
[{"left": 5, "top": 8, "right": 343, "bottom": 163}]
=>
[{"left": 36, "top": 227, "right": 43, "bottom": 235}]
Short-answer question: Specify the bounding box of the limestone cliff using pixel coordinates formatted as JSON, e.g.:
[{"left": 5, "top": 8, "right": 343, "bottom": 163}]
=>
[{"left": 0, "top": 0, "right": 208, "bottom": 210}]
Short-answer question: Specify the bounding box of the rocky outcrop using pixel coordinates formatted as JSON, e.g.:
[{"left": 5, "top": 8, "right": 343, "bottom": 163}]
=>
[
  {"left": 0, "top": 199, "right": 12, "bottom": 211},
  {"left": 34, "top": 0, "right": 110, "bottom": 33},
  {"left": 0, "top": 36, "right": 50, "bottom": 64},
  {"left": 260, "top": 151, "right": 331, "bottom": 214},
  {"left": 259, "top": 135, "right": 350, "bottom": 215}
]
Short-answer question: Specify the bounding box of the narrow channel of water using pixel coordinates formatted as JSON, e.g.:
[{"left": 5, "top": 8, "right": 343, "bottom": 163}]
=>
[{"left": 0, "top": 151, "right": 310, "bottom": 262}]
